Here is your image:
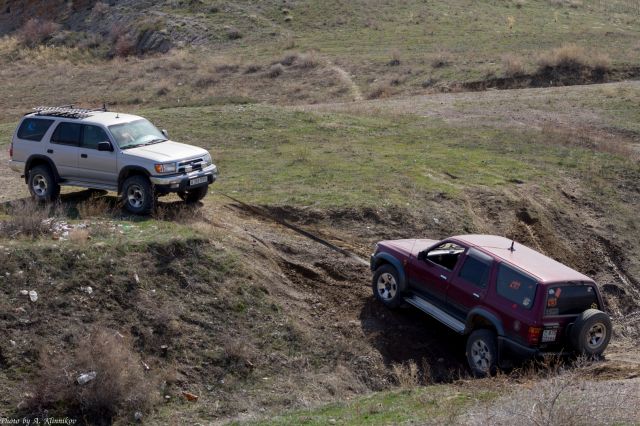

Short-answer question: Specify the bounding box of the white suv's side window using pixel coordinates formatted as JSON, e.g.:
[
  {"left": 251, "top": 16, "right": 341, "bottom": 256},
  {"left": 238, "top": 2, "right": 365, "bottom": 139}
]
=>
[
  {"left": 17, "top": 118, "right": 54, "bottom": 142},
  {"left": 81, "top": 125, "right": 110, "bottom": 150},
  {"left": 51, "top": 122, "right": 82, "bottom": 146}
]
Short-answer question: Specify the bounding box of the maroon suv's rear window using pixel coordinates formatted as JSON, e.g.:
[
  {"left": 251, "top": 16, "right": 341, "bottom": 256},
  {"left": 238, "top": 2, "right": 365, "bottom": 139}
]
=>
[{"left": 545, "top": 284, "right": 599, "bottom": 316}]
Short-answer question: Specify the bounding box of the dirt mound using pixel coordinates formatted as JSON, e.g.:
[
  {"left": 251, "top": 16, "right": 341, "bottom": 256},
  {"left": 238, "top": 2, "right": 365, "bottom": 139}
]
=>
[{"left": 461, "top": 66, "right": 640, "bottom": 92}]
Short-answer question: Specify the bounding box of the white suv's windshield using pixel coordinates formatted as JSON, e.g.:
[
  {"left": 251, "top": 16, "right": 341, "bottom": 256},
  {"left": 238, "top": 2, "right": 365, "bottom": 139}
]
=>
[{"left": 109, "top": 119, "right": 167, "bottom": 149}]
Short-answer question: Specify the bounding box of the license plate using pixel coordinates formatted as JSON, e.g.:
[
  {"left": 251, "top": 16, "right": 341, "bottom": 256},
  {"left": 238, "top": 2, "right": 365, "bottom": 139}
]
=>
[
  {"left": 541, "top": 329, "right": 557, "bottom": 342},
  {"left": 189, "top": 176, "right": 208, "bottom": 186}
]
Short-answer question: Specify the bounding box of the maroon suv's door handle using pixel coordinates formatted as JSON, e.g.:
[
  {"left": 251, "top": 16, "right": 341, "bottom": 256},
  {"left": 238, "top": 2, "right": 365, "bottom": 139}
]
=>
[
  {"left": 439, "top": 274, "right": 447, "bottom": 280},
  {"left": 473, "top": 293, "right": 481, "bottom": 299}
]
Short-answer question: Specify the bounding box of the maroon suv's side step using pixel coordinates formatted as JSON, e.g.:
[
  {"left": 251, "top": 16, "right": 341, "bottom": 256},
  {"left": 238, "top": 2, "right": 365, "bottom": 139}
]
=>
[{"left": 404, "top": 295, "right": 466, "bottom": 334}]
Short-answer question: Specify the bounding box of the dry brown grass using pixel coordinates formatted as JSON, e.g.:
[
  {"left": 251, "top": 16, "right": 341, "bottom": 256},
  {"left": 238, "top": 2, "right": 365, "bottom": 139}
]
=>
[
  {"left": 0, "top": 200, "right": 55, "bottom": 238},
  {"left": 431, "top": 50, "right": 453, "bottom": 68},
  {"left": 298, "top": 51, "right": 320, "bottom": 69},
  {"left": 537, "top": 43, "right": 609, "bottom": 72},
  {"left": 388, "top": 48, "right": 401, "bottom": 66},
  {"left": 77, "top": 196, "right": 116, "bottom": 219},
  {"left": 27, "top": 328, "right": 160, "bottom": 421},
  {"left": 367, "top": 82, "right": 394, "bottom": 99},
  {"left": 267, "top": 63, "right": 285, "bottom": 78},
  {"left": 18, "top": 18, "right": 60, "bottom": 48},
  {"left": 502, "top": 53, "right": 526, "bottom": 77},
  {"left": 392, "top": 361, "right": 420, "bottom": 388},
  {"left": 68, "top": 228, "right": 90, "bottom": 245}
]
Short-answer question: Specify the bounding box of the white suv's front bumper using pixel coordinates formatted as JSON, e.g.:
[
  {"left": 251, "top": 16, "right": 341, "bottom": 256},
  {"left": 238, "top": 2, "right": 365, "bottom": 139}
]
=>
[{"left": 149, "top": 164, "right": 218, "bottom": 189}]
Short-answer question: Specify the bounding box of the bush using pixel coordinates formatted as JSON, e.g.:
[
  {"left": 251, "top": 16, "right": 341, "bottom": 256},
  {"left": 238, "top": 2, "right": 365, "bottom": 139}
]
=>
[
  {"left": 388, "top": 49, "right": 401, "bottom": 66},
  {"left": 298, "top": 51, "right": 320, "bottom": 69},
  {"left": 502, "top": 53, "right": 526, "bottom": 77},
  {"left": 0, "top": 200, "right": 55, "bottom": 238},
  {"left": 226, "top": 27, "right": 242, "bottom": 40},
  {"left": 367, "top": 83, "right": 394, "bottom": 99},
  {"left": 18, "top": 18, "right": 60, "bottom": 48},
  {"left": 431, "top": 50, "right": 452, "bottom": 68},
  {"left": 114, "top": 35, "right": 136, "bottom": 57},
  {"left": 27, "top": 328, "right": 159, "bottom": 422},
  {"left": 266, "top": 63, "right": 285, "bottom": 78},
  {"left": 536, "top": 43, "right": 607, "bottom": 72}
]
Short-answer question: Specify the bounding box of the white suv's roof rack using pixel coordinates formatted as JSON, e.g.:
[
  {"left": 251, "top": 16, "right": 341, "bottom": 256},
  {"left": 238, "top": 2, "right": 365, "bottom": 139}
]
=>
[{"left": 32, "top": 105, "right": 107, "bottom": 119}]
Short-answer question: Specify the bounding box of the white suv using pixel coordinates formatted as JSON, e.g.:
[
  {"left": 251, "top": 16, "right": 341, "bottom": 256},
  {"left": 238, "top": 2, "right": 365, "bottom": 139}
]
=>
[{"left": 8, "top": 106, "right": 218, "bottom": 214}]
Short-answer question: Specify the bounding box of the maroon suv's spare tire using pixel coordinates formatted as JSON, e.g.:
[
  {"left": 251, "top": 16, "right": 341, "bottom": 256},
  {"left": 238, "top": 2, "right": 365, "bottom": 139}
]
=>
[{"left": 570, "top": 309, "right": 612, "bottom": 356}]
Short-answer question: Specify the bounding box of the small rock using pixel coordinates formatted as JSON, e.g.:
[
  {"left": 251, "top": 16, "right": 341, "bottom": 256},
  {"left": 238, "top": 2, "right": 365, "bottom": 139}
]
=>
[
  {"left": 10, "top": 340, "right": 16, "bottom": 346},
  {"left": 28, "top": 291, "right": 38, "bottom": 302},
  {"left": 80, "top": 286, "right": 93, "bottom": 295},
  {"left": 164, "top": 395, "right": 171, "bottom": 402},
  {"left": 77, "top": 371, "right": 97, "bottom": 385},
  {"left": 134, "top": 411, "right": 143, "bottom": 422},
  {"left": 134, "top": 273, "right": 140, "bottom": 284},
  {"left": 19, "top": 290, "right": 29, "bottom": 296}
]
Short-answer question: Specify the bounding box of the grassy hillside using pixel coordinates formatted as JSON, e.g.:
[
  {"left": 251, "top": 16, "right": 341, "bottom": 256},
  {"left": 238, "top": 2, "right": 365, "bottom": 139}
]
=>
[{"left": 1, "top": 0, "right": 640, "bottom": 424}]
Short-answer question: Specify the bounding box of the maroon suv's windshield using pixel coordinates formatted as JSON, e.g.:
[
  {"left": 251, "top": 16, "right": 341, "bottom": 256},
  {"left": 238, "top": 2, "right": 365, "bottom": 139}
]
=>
[{"left": 544, "top": 284, "right": 599, "bottom": 316}]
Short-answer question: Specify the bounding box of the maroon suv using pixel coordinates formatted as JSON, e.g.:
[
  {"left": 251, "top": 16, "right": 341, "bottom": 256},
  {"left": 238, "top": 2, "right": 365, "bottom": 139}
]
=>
[{"left": 370, "top": 235, "right": 611, "bottom": 376}]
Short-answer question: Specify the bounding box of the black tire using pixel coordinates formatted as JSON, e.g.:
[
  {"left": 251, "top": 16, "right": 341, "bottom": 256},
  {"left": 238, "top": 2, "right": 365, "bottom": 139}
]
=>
[
  {"left": 178, "top": 185, "right": 208, "bottom": 204},
  {"left": 372, "top": 264, "right": 403, "bottom": 309},
  {"left": 28, "top": 165, "right": 60, "bottom": 203},
  {"left": 466, "top": 329, "right": 498, "bottom": 377},
  {"left": 121, "top": 175, "right": 155, "bottom": 215},
  {"left": 570, "top": 309, "right": 612, "bottom": 357}
]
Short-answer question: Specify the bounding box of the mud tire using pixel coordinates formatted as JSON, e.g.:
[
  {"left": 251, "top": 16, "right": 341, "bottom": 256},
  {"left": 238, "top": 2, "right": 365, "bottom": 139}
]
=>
[
  {"left": 570, "top": 309, "right": 611, "bottom": 357},
  {"left": 122, "top": 175, "right": 155, "bottom": 215},
  {"left": 28, "top": 165, "right": 60, "bottom": 203},
  {"left": 466, "top": 329, "right": 498, "bottom": 377},
  {"left": 372, "top": 264, "right": 403, "bottom": 309}
]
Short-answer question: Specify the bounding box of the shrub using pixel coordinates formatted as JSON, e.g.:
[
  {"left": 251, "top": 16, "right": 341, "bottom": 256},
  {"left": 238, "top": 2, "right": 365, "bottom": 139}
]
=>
[
  {"left": 298, "top": 51, "right": 319, "bottom": 69},
  {"left": 226, "top": 27, "right": 242, "bottom": 40},
  {"left": 266, "top": 63, "right": 285, "bottom": 78},
  {"left": 502, "top": 53, "right": 526, "bottom": 77},
  {"left": 0, "top": 200, "right": 55, "bottom": 238},
  {"left": 18, "top": 18, "right": 60, "bottom": 48},
  {"left": 388, "top": 49, "right": 401, "bottom": 66},
  {"left": 244, "top": 63, "right": 262, "bottom": 74},
  {"left": 114, "top": 35, "right": 136, "bottom": 57},
  {"left": 27, "top": 328, "right": 159, "bottom": 422},
  {"left": 392, "top": 361, "right": 419, "bottom": 388},
  {"left": 537, "top": 43, "right": 587, "bottom": 70},
  {"left": 431, "top": 50, "right": 452, "bottom": 68},
  {"left": 367, "top": 82, "right": 393, "bottom": 99}
]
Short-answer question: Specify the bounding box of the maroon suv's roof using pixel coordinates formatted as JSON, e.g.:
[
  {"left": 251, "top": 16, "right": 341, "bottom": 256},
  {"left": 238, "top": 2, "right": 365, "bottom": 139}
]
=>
[{"left": 450, "top": 235, "right": 592, "bottom": 284}]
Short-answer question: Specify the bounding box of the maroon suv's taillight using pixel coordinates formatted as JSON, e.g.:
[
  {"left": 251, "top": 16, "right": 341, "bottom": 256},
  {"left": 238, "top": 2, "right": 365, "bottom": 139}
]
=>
[
  {"left": 9, "top": 142, "right": 13, "bottom": 158},
  {"left": 527, "top": 326, "right": 542, "bottom": 345}
]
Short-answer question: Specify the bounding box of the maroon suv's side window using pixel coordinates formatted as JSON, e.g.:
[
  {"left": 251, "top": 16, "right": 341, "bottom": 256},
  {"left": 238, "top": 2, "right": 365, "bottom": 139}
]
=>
[{"left": 496, "top": 263, "right": 538, "bottom": 309}]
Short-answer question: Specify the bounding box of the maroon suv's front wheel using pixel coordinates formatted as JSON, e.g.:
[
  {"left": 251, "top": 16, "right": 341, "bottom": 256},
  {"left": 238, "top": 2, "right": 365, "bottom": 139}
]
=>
[{"left": 372, "top": 264, "right": 402, "bottom": 309}]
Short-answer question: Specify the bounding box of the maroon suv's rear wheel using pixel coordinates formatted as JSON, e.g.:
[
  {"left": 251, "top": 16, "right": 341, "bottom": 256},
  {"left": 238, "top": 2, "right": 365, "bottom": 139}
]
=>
[
  {"left": 466, "top": 329, "right": 498, "bottom": 377},
  {"left": 570, "top": 309, "right": 612, "bottom": 357}
]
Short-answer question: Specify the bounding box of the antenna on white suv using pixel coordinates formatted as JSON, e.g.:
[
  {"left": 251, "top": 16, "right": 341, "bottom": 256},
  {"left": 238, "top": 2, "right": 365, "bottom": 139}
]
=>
[{"left": 509, "top": 240, "right": 515, "bottom": 252}]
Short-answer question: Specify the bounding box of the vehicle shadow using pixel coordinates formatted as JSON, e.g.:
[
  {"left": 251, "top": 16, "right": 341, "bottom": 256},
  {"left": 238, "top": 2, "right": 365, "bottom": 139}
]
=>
[
  {"left": 1, "top": 190, "right": 206, "bottom": 223},
  {"left": 359, "top": 297, "right": 468, "bottom": 383}
]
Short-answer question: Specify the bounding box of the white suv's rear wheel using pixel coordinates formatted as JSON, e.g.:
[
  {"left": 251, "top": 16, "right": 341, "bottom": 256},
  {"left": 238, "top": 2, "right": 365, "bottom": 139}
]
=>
[
  {"left": 28, "top": 165, "right": 60, "bottom": 202},
  {"left": 122, "top": 175, "right": 155, "bottom": 215}
]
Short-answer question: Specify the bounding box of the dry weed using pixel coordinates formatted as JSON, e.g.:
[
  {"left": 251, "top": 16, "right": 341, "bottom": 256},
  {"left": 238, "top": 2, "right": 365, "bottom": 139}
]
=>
[
  {"left": 431, "top": 50, "right": 452, "bottom": 68},
  {"left": 266, "top": 63, "right": 285, "bottom": 78},
  {"left": 537, "top": 43, "right": 609, "bottom": 72},
  {"left": 388, "top": 49, "right": 401, "bottom": 66},
  {"left": 77, "top": 196, "right": 115, "bottom": 218},
  {"left": 0, "top": 200, "right": 56, "bottom": 238},
  {"left": 68, "top": 228, "right": 90, "bottom": 245},
  {"left": 502, "top": 53, "right": 526, "bottom": 77},
  {"left": 19, "top": 18, "right": 60, "bottom": 48},
  {"left": 27, "top": 328, "right": 160, "bottom": 421},
  {"left": 392, "top": 360, "right": 420, "bottom": 388},
  {"left": 298, "top": 51, "right": 320, "bottom": 69},
  {"left": 367, "top": 82, "right": 394, "bottom": 99}
]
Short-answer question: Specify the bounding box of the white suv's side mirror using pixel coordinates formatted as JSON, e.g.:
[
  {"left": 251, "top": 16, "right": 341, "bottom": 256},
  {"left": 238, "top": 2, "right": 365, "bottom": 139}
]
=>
[{"left": 161, "top": 129, "right": 169, "bottom": 138}]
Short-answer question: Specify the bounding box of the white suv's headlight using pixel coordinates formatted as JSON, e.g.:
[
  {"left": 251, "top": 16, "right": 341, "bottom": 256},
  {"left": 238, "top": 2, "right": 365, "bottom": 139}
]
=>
[
  {"left": 154, "top": 162, "right": 177, "bottom": 173},
  {"left": 203, "top": 153, "right": 212, "bottom": 166}
]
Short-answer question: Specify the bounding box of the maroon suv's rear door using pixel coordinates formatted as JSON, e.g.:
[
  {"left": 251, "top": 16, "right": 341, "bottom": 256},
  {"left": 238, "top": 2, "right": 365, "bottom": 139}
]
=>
[{"left": 446, "top": 248, "right": 494, "bottom": 319}]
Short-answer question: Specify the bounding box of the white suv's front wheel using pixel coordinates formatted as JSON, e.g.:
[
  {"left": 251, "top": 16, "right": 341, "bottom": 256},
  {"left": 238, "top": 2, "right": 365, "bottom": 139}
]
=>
[
  {"left": 122, "top": 175, "right": 155, "bottom": 215},
  {"left": 28, "top": 165, "right": 60, "bottom": 203}
]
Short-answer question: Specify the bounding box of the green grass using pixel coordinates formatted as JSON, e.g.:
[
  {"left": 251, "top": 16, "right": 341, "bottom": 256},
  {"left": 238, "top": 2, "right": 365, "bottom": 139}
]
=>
[
  {"left": 237, "top": 386, "right": 498, "bottom": 426},
  {"left": 140, "top": 104, "right": 634, "bottom": 208}
]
